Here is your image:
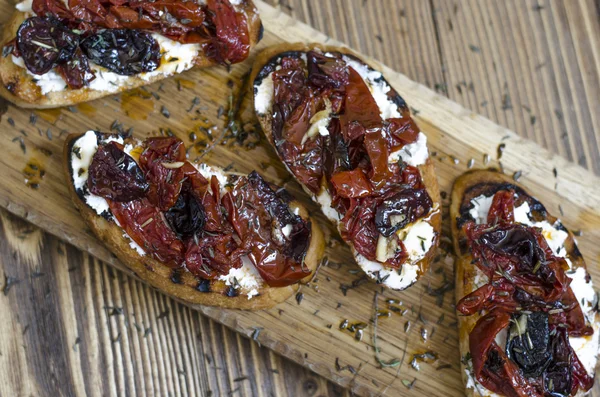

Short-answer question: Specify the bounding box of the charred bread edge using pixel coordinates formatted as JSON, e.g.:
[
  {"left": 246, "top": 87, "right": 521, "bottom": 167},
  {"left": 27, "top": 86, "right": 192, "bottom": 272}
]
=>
[
  {"left": 250, "top": 42, "right": 441, "bottom": 290},
  {"left": 450, "top": 169, "right": 598, "bottom": 397},
  {"left": 63, "top": 132, "right": 325, "bottom": 310},
  {"left": 0, "top": 1, "right": 262, "bottom": 109}
]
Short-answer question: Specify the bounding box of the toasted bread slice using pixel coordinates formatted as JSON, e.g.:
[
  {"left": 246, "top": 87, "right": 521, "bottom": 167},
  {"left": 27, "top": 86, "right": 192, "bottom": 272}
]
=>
[
  {"left": 0, "top": 0, "right": 262, "bottom": 109},
  {"left": 451, "top": 170, "right": 599, "bottom": 397},
  {"left": 250, "top": 43, "right": 441, "bottom": 291},
  {"left": 63, "top": 131, "right": 325, "bottom": 310}
]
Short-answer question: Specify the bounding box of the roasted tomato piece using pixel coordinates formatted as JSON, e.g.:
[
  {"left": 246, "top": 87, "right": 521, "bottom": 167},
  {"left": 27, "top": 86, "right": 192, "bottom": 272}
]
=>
[
  {"left": 374, "top": 188, "right": 433, "bottom": 237},
  {"left": 363, "top": 129, "right": 392, "bottom": 190},
  {"left": 505, "top": 312, "right": 553, "bottom": 378},
  {"left": 109, "top": 198, "right": 184, "bottom": 267},
  {"left": 32, "top": 0, "right": 73, "bottom": 21},
  {"left": 384, "top": 117, "right": 420, "bottom": 152},
  {"left": 330, "top": 169, "right": 373, "bottom": 198},
  {"left": 16, "top": 16, "right": 79, "bottom": 75},
  {"left": 340, "top": 197, "right": 379, "bottom": 260},
  {"left": 223, "top": 173, "right": 311, "bottom": 287},
  {"left": 185, "top": 234, "right": 241, "bottom": 279},
  {"left": 306, "top": 50, "right": 349, "bottom": 89},
  {"left": 139, "top": 137, "right": 186, "bottom": 211},
  {"left": 81, "top": 29, "right": 161, "bottom": 75},
  {"left": 341, "top": 67, "right": 381, "bottom": 130},
  {"left": 164, "top": 181, "right": 206, "bottom": 239},
  {"left": 87, "top": 141, "right": 148, "bottom": 201},
  {"left": 487, "top": 190, "right": 515, "bottom": 224},
  {"left": 56, "top": 47, "right": 96, "bottom": 89},
  {"left": 204, "top": 0, "right": 250, "bottom": 64}
]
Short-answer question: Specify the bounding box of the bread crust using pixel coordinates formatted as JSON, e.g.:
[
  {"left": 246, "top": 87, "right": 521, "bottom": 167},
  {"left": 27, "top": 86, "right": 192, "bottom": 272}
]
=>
[
  {"left": 63, "top": 132, "right": 325, "bottom": 310},
  {"left": 450, "top": 169, "right": 597, "bottom": 397},
  {"left": 0, "top": 1, "right": 262, "bottom": 109},
  {"left": 250, "top": 43, "right": 441, "bottom": 290}
]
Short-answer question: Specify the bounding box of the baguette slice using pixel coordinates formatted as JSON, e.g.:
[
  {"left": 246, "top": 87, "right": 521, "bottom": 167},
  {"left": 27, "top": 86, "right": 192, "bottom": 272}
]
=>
[
  {"left": 250, "top": 43, "right": 441, "bottom": 290},
  {"left": 451, "top": 170, "right": 599, "bottom": 397},
  {"left": 0, "top": 0, "right": 262, "bottom": 109},
  {"left": 63, "top": 131, "right": 325, "bottom": 310}
]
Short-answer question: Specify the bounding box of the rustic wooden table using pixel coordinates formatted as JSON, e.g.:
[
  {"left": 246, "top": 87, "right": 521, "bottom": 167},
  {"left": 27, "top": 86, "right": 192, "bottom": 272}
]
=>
[{"left": 1, "top": 1, "right": 598, "bottom": 396}]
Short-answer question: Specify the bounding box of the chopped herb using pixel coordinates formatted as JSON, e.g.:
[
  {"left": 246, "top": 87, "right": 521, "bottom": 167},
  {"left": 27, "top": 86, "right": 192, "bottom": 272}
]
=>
[
  {"left": 469, "top": 44, "right": 481, "bottom": 53},
  {"left": 3, "top": 276, "right": 20, "bottom": 295},
  {"left": 7, "top": 117, "right": 14, "bottom": 126},
  {"left": 402, "top": 379, "right": 416, "bottom": 389},
  {"left": 157, "top": 308, "right": 170, "bottom": 320},
  {"left": 295, "top": 292, "right": 304, "bottom": 305},
  {"left": 497, "top": 143, "right": 506, "bottom": 159},
  {"left": 513, "top": 170, "right": 522, "bottom": 181},
  {"left": 161, "top": 106, "right": 170, "bottom": 118}
]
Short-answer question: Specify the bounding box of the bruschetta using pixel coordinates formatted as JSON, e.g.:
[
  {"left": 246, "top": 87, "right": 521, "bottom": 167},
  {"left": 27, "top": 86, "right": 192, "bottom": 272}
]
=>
[
  {"left": 250, "top": 43, "right": 441, "bottom": 291},
  {"left": 63, "top": 131, "right": 324, "bottom": 310},
  {"left": 0, "top": 0, "right": 262, "bottom": 108},
  {"left": 451, "top": 170, "right": 599, "bottom": 396}
]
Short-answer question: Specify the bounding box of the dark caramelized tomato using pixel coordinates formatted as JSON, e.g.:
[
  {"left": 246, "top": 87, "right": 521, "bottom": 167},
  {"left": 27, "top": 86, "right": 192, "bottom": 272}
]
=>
[
  {"left": 457, "top": 189, "right": 595, "bottom": 396},
  {"left": 86, "top": 135, "right": 311, "bottom": 288},
  {"left": 223, "top": 172, "right": 311, "bottom": 287},
  {"left": 109, "top": 198, "right": 184, "bottom": 267},
  {"left": 138, "top": 137, "right": 186, "bottom": 211},
  {"left": 80, "top": 29, "right": 160, "bottom": 75},
  {"left": 16, "top": 16, "right": 80, "bottom": 75},
  {"left": 268, "top": 51, "right": 432, "bottom": 268},
  {"left": 87, "top": 141, "right": 148, "bottom": 201}
]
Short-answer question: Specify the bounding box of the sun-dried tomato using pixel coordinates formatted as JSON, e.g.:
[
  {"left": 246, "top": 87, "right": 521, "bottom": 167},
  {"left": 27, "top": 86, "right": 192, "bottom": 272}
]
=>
[
  {"left": 138, "top": 136, "right": 186, "bottom": 211},
  {"left": 109, "top": 198, "right": 184, "bottom": 267}
]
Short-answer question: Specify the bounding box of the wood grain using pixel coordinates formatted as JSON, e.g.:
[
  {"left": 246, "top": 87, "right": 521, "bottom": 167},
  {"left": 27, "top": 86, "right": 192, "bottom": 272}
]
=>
[{"left": 0, "top": 0, "right": 598, "bottom": 396}]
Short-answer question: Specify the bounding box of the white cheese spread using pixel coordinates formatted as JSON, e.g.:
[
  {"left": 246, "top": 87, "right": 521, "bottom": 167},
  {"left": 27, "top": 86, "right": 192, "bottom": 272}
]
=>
[
  {"left": 218, "top": 256, "right": 262, "bottom": 299},
  {"left": 388, "top": 132, "right": 429, "bottom": 166},
  {"left": 254, "top": 73, "right": 274, "bottom": 115}
]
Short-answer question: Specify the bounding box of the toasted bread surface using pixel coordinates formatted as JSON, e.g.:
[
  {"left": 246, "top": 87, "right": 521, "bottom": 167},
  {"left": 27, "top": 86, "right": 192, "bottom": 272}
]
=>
[{"left": 63, "top": 132, "right": 325, "bottom": 310}]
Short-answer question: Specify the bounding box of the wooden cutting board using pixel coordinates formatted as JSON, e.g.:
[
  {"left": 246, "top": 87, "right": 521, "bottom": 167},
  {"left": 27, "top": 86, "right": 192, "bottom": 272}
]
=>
[{"left": 1, "top": 2, "right": 599, "bottom": 396}]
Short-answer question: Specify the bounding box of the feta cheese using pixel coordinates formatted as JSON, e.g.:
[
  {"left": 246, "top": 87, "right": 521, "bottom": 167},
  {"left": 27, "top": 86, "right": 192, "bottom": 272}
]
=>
[
  {"left": 218, "top": 257, "right": 263, "bottom": 299},
  {"left": 71, "top": 131, "right": 99, "bottom": 190},
  {"left": 388, "top": 132, "right": 429, "bottom": 166},
  {"left": 316, "top": 189, "right": 342, "bottom": 222},
  {"left": 85, "top": 194, "right": 109, "bottom": 215},
  {"left": 468, "top": 194, "right": 495, "bottom": 225},
  {"left": 15, "top": 0, "right": 32, "bottom": 13},
  {"left": 140, "top": 34, "right": 200, "bottom": 81},
  {"left": 254, "top": 73, "right": 274, "bottom": 115},
  {"left": 282, "top": 224, "right": 293, "bottom": 238},
  {"left": 124, "top": 234, "right": 146, "bottom": 256},
  {"left": 355, "top": 252, "right": 419, "bottom": 291},
  {"left": 193, "top": 163, "right": 229, "bottom": 189},
  {"left": 397, "top": 218, "right": 435, "bottom": 262},
  {"left": 569, "top": 318, "right": 600, "bottom": 376},
  {"left": 568, "top": 267, "right": 597, "bottom": 319}
]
